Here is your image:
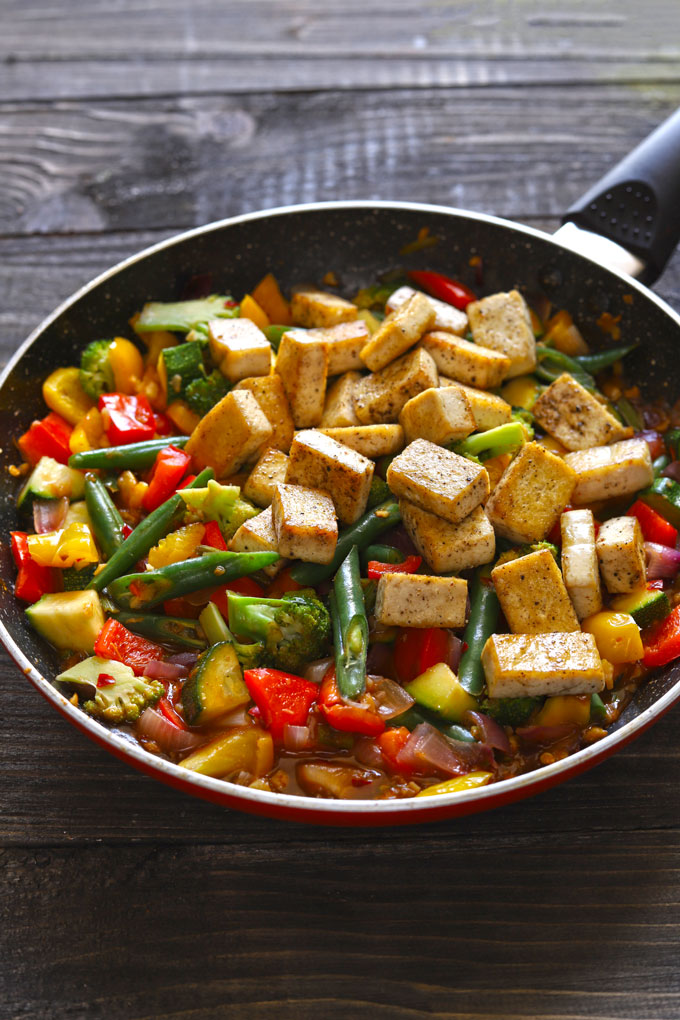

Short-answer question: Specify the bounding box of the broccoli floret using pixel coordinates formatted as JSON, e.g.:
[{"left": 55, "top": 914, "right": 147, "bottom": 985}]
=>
[
  {"left": 480, "top": 696, "right": 542, "bottom": 728},
  {"left": 227, "top": 590, "right": 331, "bottom": 674},
  {"left": 179, "top": 479, "right": 259, "bottom": 540},
  {"left": 185, "top": 370, "right": 231, "bottom": 416},
  {"left": 80, "top": 339, "right": 115, "bottom": 399},
  {"left": 367, "top": 475, "right": 391, "bottom": 508},
  {"left": 56, "top": 656, "right": 163, "bottom": 724},
  {"left": 135, "top": 296, "right": 239, "bottom": 334}
]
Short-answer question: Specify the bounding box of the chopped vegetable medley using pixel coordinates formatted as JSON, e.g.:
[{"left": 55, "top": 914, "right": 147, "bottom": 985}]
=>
[{"left": 11, "top": 269, "right": 680, "bottom": 800}]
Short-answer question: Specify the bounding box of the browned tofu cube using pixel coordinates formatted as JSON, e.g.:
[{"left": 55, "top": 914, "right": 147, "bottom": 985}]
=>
[
  {"left": 422, "top": 331, "right": 511, "bottom": 389},
  {"left": 208, "top": 318, "right": 271, "bottom": 383},
  {"left": 482, "top": 632, "right": 605, "bottom": 697},
  {"left": 360, "top": 292, "right": 436, "bottom": 371},
  {"left": 400, "top": 500, "right": 495, "bottom": 573},
  {"left": 243, "top": 448, "right": 289, "bottom": 508},
  {"left": 319, "top": 424, "right": 404, "bottom": 459},
  {"left": 387, "top": 438, "right": 489, "bottom": 524},
  {"left": 439, "top": 381, "right": 513, "bottom": 430},
  {"left": 291, "top": 289, "right": 358, "bottom": 328},
  {"left": 467, "top": 289, "right": 537, "bottom": 378},
  {"left": 399, "top": 386, "right": 476, "bottom": 445},
  {"left": 485, "top": 442, "right": 576, "bottom": 543},
  {"left": 271, "top": 482, "right": 338, "bottom": 564},
  {"left": 386, "top": 286, "right": 468, "bottom": 336},
  {"left": 320, "top": 371, "right": 361, "bottom": 428},
  {"left": 596, "top": 516, "right": 646, "bottom": 593},
  {"left": 275, "top": 328, "right": 328, "bottom": 428},
  {"left": 491, "top": 549, "right": 580, "bottom": 634},
  {"left": 375, "top": 573, "right": 468, "bottom": 628},
  {"left": 286, "top": 429, "right": 374, "bottom": 525},
  {"left": 234, "top": 373, "right": 295, "bottom": 456},
  {"left": 229, "top": 506, "right": 285, "bottom": 577},
  {"left": 533, "top": 373, "right": 632, "bottom": 451},
  {"left": 185, "top": 389, "right": 273, "bottom": 477},
  {"left": 565, "top": 438, "right": 654, "bottom": 504},
  {"left": 354, "top": 347, "right": 439, "bottom": 424},
  {"left": 309, "top": 321, "right": 369, "bottom": 375}
]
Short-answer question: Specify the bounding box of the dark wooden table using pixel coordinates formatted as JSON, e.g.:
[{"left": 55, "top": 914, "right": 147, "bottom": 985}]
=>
[{"left": 2, "top": 4, "right": 680, "bottom": 1018}]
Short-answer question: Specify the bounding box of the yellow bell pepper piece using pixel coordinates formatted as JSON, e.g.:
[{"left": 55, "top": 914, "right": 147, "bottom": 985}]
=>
[
  {"left": 252, "top": 273, "right": 292, "bottom": 325},
  {"left": 108, "top": 337, "right": 144, "bottom": 394},
  {"left": 179, "top": 725, "right": 274, "bottom": 778},
  {"left": 239, "top": 294, "right": 270, "bottom": 330},
  {"left": 69, "top": 408, "right": 106, "bottom": 455},
  {"left": 42, "top": 367, "right": 95, "bottom": 426},
  {"left": 27, "top": 523, "right": 99, "bottom": 568},
  {"left": 117, "top": 470, "right": 148, "bottom": 510},
  {"left": 416, "top": 771, "right": 493, "bottom": 798},
  {"left": 166, "top": 400, "right": 200, "bottom": 434},
  {"left": 138, "top": 365, "right": 166, "bottom": 412},
  {"left": 543, "top": 309, "right": 589, "bottom": 356},
  {"left": 535, "top": 694, "right": 591, "bottom": 728},
  {"left": 148, "top": 523, "right": 206, "bottom": 569},
  {"left": 500, "top": 374, "right": 542, "bottom": 411},
  {"left": 536, "top": 434, "right": 568, "bottom": 456},
  {"left": 581, "top": 611, "right": 643, "bottom": 665},
  {"left": 141, "top": 330, "right": 178, "bottom": 365}
]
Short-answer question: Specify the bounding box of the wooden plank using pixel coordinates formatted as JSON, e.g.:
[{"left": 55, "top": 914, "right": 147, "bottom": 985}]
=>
[{"left": 1, "top": 86, "right": 679, "bottom": 239}]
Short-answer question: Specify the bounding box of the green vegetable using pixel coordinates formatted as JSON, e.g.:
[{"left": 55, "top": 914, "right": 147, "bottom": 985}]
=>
[
  {"left": 535, "top": 346, "right": 597, "bottom": 391},
  {"left": 181, "top": 642, "right": 250, "bottom": 726},
  {"left": 159, "top": 341, "right": 205, "bottom": 401},
  {"left": 69, "top": 437, "right": 190, "bottom": 472},
  {"left": 453, "top": 421, "right": 527, "bottom": 462},
  {"left": 264, "top": 325, "right": 294, "bottom": 351},
  {"left": 84, "top": 472, "right": 126, "bottom": 560},
  {"left": 56, "top": 656, "right": 163, "bottom": 724},
  {"left": 180, "top": 479, "right": 259, "bottom": 541},
  {"left": 361, "top": 544, "right": 404, "bottom": 571},
  {"left": 510, "top": 408, "right": 535, "bottom": 437},
  {"left": 17, "top": 457, "right": 85, "bottom": 509},
  {"left": 290, "top": 499, "right": 401, "bottom": 585},
  {"left": 480, "top": 696, "right": 542, "bottom": 728},
  {"left": 353, "top": 281, "right": 403, "bottom": 309},
  {"left": 590, "top": 692, "right": 608, "bottom": 726},
  {"left": 107, "top": 607, "right": 207, "bottom": 650},
  {"left": 198, "top": 603, "right": 264, "bottom": 667},
  {"left": 389, "top": 706, "right": 475, "bottom": 742},
  {"left": 331, "top": 546, "right": 368, "bottom": 699},
  {"left": 639, "top": 477, "right": 680, "bottom": 530},
  {"left": 227, "top": 590, "right": 331, "bottom": 675},
  {"left": 61, "top": 564, "right": 98, "bottom": 591},
  {"left": 615, "top": 396, "right": 643, "bottom": 431},
  {"left": 654, "top": 454, "right": 671, "bottom": 476},
  {"left": 185, "top": 370, "right": 231, "bottom": 416},
  {"left": 665, "top": 429, "right": 680, "bottom": 461},
  {"left": 108, "top": 550, "right": 279, "bottom": 610},
  {"left": 576, "top": 344, "right": 637, "bottom": 374},
  {"left": 26, "top": 590, "right": 105, "bottom": 653},
  {"left": 79, "top": 339, "right": 115, "bottom": 399},
  {"left": 367, "top": 475, "right": 392, "bottom": 508},
  {"left": 609, "top": 587, "right": 670, "bottom": 629},
  {"left": 89, "top": 466, "right": 214, "bottom": 593},
  {"left": 405, "top": 662, "right": 477, "bottom": 722},
  {"left": 135, "top": 295, "right": 238, "bottom": 334},
  {"left": 458, "top": 568, "right": 500, "bottom": 695}
]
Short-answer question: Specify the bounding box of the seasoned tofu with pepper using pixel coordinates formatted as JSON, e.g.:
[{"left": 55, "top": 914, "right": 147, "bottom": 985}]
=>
[
  {"left": 360, "top": 292, "right": 436, "bottom": 371},
  {"left": 275, "top": 328, "right": 328, "bottom": 428},
  {"left": 596, "top": 515, "right": 646, "bottom": 593},
  {"left": 319, "top": 424, "right": 404, "bottom": 459},
  {"left": 291, "top": 289, "right": 358, "bottom": 328},
  {"left": 286, "top": 429, "right": 374, "bottom": 525},
  {"left": 375, "top": 573, "right": 468, "bottom": 629},
  {"left": 310, "top": 321, "right": 369, "bottom": 375},
  {"left": 560, "top": 509, "right": 603, "bottom": 620},
  {"left": 486, "top": 441, "right": 576, "bottom": 543},
  {"left": 439, "top": 381, "right": 513, "bottom": 430},
  {"left": 400, "top": 500, "right": 495, "bottom": 573},
  {"left": 185, "top": 389, "right": 273, "bottom": 477},
  {"left": 234, "top": 373, "right": 295, "bottom": 456},
  {"left": 399, "top": 386, "right": 476, "bottom": 445},
  {"left": 533, "top": 373, "right": 631, "bottom": 451},
  {"left": 422, "top": 331, "right": 511, "bottom": 389},
  {"left": 208, "top": 318, "right": 271, "bottom": 383},
  {"left": 467, "top": 290, "right": 537, "bottom": 378},
  {"left": 229, "top": 506, "right": 285, "bottom": 578},
  {"left": 386, "top": 286, "right": 468, "bottom": 336},
  {"left": 320, "top": 371, "right": 361, "bottom": 428},
  {"left": 565, "top": 438, "right": 654, "bottom": 504},
  {"left": 354, "top": 347, "right": 439, "bottom": 424},
  {"left": 271, "top": 482, "right": 338, "bottom": 564},
  {"left": 482, "top": 632, "right": 605, "bottom": 698},
  {"left": 387, "top": 438, "right": 489, "bottom": 524},
  {"left": 491, "top": 549, "right": 580, "bottom": 634},
  {"left": 243, "top": 448, "right": 289, "bottom": 508}
]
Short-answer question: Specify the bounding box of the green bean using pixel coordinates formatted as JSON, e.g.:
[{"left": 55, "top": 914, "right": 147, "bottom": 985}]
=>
[
  {"left": 107, "top": 608, "right": 207, "bottom": 650},
  {"left": 69, "top": 436, "right": 189, "bottom": 471},
  {"left": 89, "top": 466, "right": 213, "bottom": 593},
  {"left": 84, "top": 473, "right": 126, "bottom": 560},
  {"left": 108, "top": 551, "right": 279, "bottom": 609},
  {"left": 615, "top": 396, "right": 644, "bottom": 431},
  {"left": 576, "top": 344, "right": 638, "bottom": 374},
  {"left": 332, "top": 546, "right": 368, "bottom": 699},
  {"left": 290, "top": 499, "right": 401, "bottom": 585},
  {"left": 361, "top": 544, "right": 404, "bottom": 571},
  {"left": 535, "top": 346, "right": 596, "bottom": 391},
  {"left": 458, "top": 567, "right": 499, "bottom": 695},
  {"left": 389, "top": 707, "right": 475, "bottom": 742}
]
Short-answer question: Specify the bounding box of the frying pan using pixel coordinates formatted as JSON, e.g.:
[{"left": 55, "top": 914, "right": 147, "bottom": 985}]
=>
[{"left": 2, "top": 112, "right": 680, "bottom": 826}]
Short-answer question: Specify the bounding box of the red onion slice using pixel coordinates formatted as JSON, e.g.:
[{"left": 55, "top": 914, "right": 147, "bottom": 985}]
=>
[
  {"left": 645, "top": 541, "right": 680, "bottom": 579},
  {"left": 167, "top": 652, "right": 200, "bottom": 669},
  {"left": 369, "top": 676, "right": 415, "bottom": 719},
  {"left": 516, "top": 723, "right": 579, "bottom": 749},
  {"left": 137, "top": 707, "right": 204, "bottom": 753},
  {"left": 463, "top": 710, "right": 512, "bottom": 753},
  {"left": 33, "top": 497, "right": 69, "bottom": 534},
  {"left": 283, "top": 724, "right": 313, "bottom": 752},
  {"left": 142, "top": 659, "right": 188, "bottom": 681},
  {"left": 662, "top": 460, "right": 680, "bottom": 483},
  {"left": 396, "top": 722, "right": 494, "bottom": 777},
  {"left": 304, "top": 657, "right": 334, "bottom": 685},
  {"left": 444, "top": 631, "right": 463, "bottom": 673},
  {"left": 354, "top": 735, "right": 384, "bottom": 768}
]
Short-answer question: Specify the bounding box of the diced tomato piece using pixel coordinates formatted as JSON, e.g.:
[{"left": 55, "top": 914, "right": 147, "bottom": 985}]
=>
[
  {"left": 141, "top": 445, "right": 192, "bottom": 512},
  {"left": 18, "top": 412, "right": 73, "bottom": 466},
  {"left": 99, "top": 393, "right": 155, "bottom": 445},
  {"left": 94, "top": 618, "right": 164, "bottom": 675},
  {"left": 243, "top": 667, "right": 318, "bottom": 741},
  {"left": 628, "top": 499, "right": 679, "bottom": 547},
  {"left": 318, "top": 666, "right": 385, "bottom": 737}
]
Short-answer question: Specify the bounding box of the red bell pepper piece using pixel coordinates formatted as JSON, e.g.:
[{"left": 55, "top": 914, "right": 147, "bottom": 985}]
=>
[
  {"left": 243, "top": 667, "right": 318, "bottom": 741},
  {"left": 377, "top": 726, "right": 414, "bottom": 774},
  {"left": 628, "top": 499, "right": 678, "bottom": 547},
  {"left": 158, "top": 697, "right": 188, "bottom": 729},
  {"left": 210, "top": 575, "right": 266, "bottom": 619},
  {"left": 94, "top": 618, "right": 164, "bottom": 676},
  {"left": 163, "top": 597, "right": 201, "bottom": 619},
  {"left": 10, "top": 531, "right": 59, "bottom": 603},
  {"left": 18, "top": 412, "right": 73, "bottom": 466},
  {"left": 99, "top": 392, "right": 156, "bottom": 445},
  {"left": 202, "top": 520, "right": 228, "bottom": 550},
  {"left": 178, "top": 474, "right": 197, "bottom": 489},
  {"left": 141, "top": 445, "right": 192, "bottom": 512},
  {"left": 153, "top": 411, "right": 176, "bottom": 437},
  {"left": 393, "top": 627, "right": 452, "bottom": 685},
  {"left": 407, "top": 270, "right": 477, "bottom": 310},
  {"left": 318, "top": 666, "right": 385, "bottom": 737},
  {"left": 642, "top": 604, "right": 680, "bottom": 668},
  {"left": 367, "top": 554, "right": 422, "bottom": 580},
  {"left": 265, "top": 566, "right": 306, "bottom": 597}
]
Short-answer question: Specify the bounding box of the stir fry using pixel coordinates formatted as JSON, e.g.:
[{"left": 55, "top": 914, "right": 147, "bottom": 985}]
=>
[{"left": 10, "top": 267, "right": 680, "bottom": 800}]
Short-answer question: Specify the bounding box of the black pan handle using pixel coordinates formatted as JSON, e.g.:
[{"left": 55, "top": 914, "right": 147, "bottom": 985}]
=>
[{"left": 562, "top": 107, "right": 680, "bottom": 284}]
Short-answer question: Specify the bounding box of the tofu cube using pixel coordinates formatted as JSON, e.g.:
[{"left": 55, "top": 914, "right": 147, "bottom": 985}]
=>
[
  {"left": 271, "top": 482, "right": 338, "bottom": 564},
  {"left": 560, "top": 509, "right": 603, "bottom": 620},
  {"left": 485, "top": 442, "right": 576, "bottom": 543},
  {"left": 491, "top": 549, "right": 580, "bottom": 634},
  {"left": 229, "top": 506, "right": 285, "bottom": 577},
  {"left": 467, "top": 290, "right": 537, "bottom": 378},
  {"left": 387, "top": 438, "right": 489, "bottom": 524},
  {"left": 354, "top": 347, "right": 439, "bottom": 424},
  {"left": 275, "top": 328, "right": 328, "bottom": 428},
  {"left": 286, "top": 429, "right": 374, "bottom": 525},
  {"left": 319, "top": 424, "right": 405, "bottom": 459},
  {"left": 243, "top": 448, "right": 289, "bottom": 508},
  {"left": 401, "top": 500, "right": 495, "bottom": 573},
  {"left": 565, "top": 438, "right": 654, "bottom": 504},
  {"left": 234, "top": 373, "right": 295, "bottom": 455},
  {"left": 386, "top": 286, "right": 468, "bottom": 336},
  {"left": 291, "top": 289, "right": 358, "bottom": 328},
  {"left": 596, "top": 515, "right": 646, "bottom": 593},
  {"left": 309, "top": 321, "right": 369, "bottom": 375},
  {"left": 422, "top": 331, "right": 511, "bottom": 389},
  {"left": 399, "top": 385, "right": 476, "bottom": 445},
  {"left": 208, "top": 318, "right": 271, "bottom": 383},
  {"left": 533, "top": 373, "right": 632, "bottom": 451},
  {"left": 185, "top": 389, "right": 273, "bottom": 477},
  {"left": 375, "top": 573, "right": 468, "bottom": 628},
  {"left": 320, "top": 371, "right": 361, "bottom": 428},
  {"left": 360, "top": 292, "right": 436, "bottom": 372},
  {"left": 482, "top": 632, "right": 605, "bottom": 698},
  {"left": 439, "top": 381, "right": 513, "bottom": 430}
]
